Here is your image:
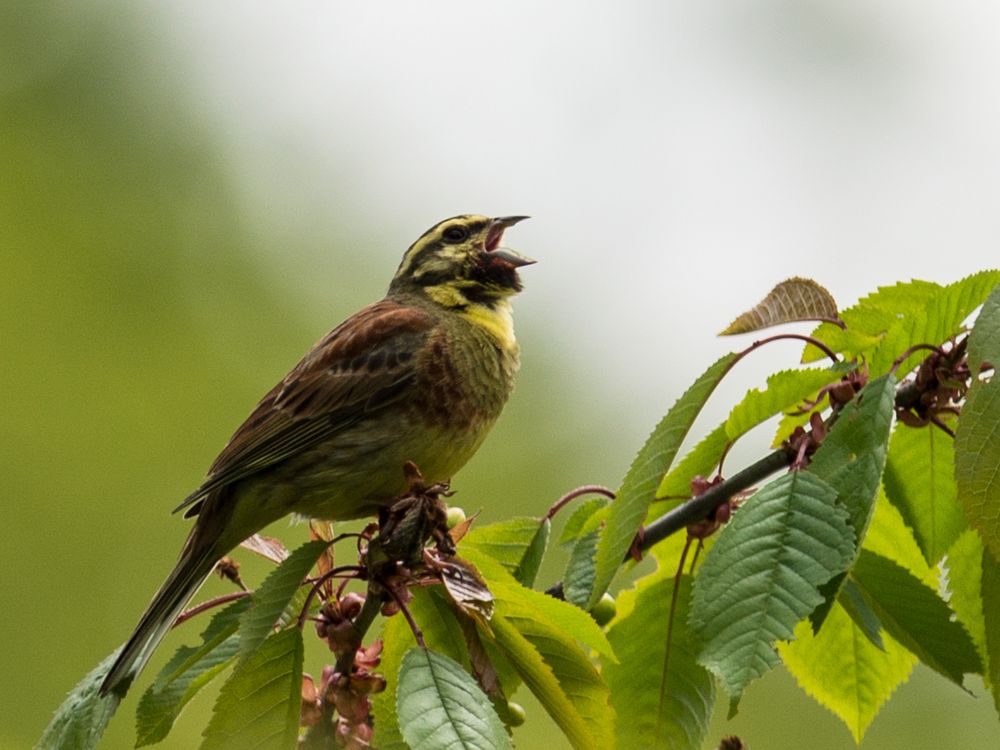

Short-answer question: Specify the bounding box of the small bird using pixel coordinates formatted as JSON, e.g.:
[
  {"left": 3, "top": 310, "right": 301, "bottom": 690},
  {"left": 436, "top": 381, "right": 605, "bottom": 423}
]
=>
[{"left": 100, "top": 214, "right": 533, "bottom": 696}]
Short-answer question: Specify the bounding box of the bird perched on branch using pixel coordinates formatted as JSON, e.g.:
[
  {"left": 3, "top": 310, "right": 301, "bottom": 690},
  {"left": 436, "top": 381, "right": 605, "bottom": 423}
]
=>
[{"left": 100, "top": 214, "right": 533, "bottom": 696}]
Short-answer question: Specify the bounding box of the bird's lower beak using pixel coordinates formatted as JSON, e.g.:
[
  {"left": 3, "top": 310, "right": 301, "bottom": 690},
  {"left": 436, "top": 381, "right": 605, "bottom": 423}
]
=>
[{"left": 486, "top": 216, "right": 536, "bottom": 267}]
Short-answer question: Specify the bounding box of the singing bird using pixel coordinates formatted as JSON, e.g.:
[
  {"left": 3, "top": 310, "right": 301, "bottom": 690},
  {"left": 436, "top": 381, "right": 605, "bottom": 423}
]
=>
[{"left": 100, "top": 215, "right": 533, "bottom": 696}]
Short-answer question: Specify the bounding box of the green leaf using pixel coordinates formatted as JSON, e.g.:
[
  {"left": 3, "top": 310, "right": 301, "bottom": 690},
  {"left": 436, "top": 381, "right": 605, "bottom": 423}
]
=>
[
  {"left": 837, "top": 579, "right": 885, "bottom": 651},
  {"left": 461, "top": 516, "right": 550, "bottom": 588},
  {"left": 807, "top": 375, "right": 896, "bottom": 628},
  {"left": 397, "top": 648, "right": 512, "bottom": 750},
  {"left": 35, "top": 647, "right": 123, "bottom": 750},
  {"left": 944, "top": 530, "right": 989, "bottom": 683},
  {"left": 136, "top": 598, "right": 250, "bottom": 746},
  {"left": 779, "top": 602, "right": 917, "bottom": 743},
  {"left": 489, "top": 609, "right": 614, "bottom": 750},
  {"left": 726, "top": 367, "right": 843, "bottom": 441},
  {"left": 983, "top": 547, "right": 1000, "bottom": 713},
  {"left": 201, "top": 628, "right": 303, "bottom": 750},
  {"left": 656, "top": 422, "right": 729, "bottom": 501},
  {"left": 590, "top": 353, "right": 739, "bottom": 608},
  {"left": 238, "top": 539, "right": 329, "bottom": 662},
  {"left": 809, "top": 375, "right": 896, "bottom": 538},
  {"left": 851, "top": 549, "right": 981, "bottom": 685},
  {"left": 559, "top": 497, "right": 608, "bottom": 545},
  {"left": 372, "top": 587, "right": 474, "bottom": 750},
  {"left": 689, "top": 471, "right": 855, "bottom": 703},
  {"left": 605, "top": 571, "right": 714, "bottom": 750},
  {"left": 956, "top": 281, "right": 1000, "bottom": 559},
  {"left": 872, "top": 271, "right": 1000, "bottom": 375},
  {"left": 883, "top": 420, "right": 967, "bottom": 565},
  {"left": 462, "top": 548, "right": 616, "bottom": 662},
  {"left": 563, "top": 528, "right": 601, "bottom": 608}
]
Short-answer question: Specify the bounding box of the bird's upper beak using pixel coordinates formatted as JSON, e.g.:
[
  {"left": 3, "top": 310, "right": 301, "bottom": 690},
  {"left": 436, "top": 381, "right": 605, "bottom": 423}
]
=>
[{"left": 485, "top": 216, "right": 535, "bottom": 267}]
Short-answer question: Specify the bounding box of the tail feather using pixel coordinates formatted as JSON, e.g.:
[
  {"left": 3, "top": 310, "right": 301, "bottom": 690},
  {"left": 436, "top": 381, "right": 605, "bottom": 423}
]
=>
[{"left": 99, "top": 539, "right": 220, "bottom": 697}]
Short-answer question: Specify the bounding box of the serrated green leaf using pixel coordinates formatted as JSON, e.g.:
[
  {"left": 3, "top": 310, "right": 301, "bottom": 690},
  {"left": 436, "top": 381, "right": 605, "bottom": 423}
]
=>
[
  {"left": 873, "top": 271, "right": 1000, "bottom": 375},
  {"left": 238, "top": 539, "right": 329, "bottom": 663},
  {"left": 851, "top": 550, "right": 980, "bottom": 685},
  {"left": 883, "top": 420, "right": 966, "bottom": 565},
  {"left": 35, "top": 647, "right": 123, "bottom": 750},
  {"left": 726, "top": 368, "right": 842, "bottom": 441},
  {"left": 462, "top": 516, "right": 550, "bottom": 588},
  {"left": 490, "top": 608, "right": 614, "bottom": 750},
  {"left": 956, "top": 281, "right": 1000, "bottom": 560},
  {"left": 861, "top": 491, "right": 934, "bottom": 582},
  {"left": 803, "top": 279, "right": 943, "bottom": 364},
  {"left": 590, "top": 353, "right": 739, "bottom": 609},
  {"left": 372, "top": 587, "right": 474, "bottom": 750},
  {"left": 779, "top": 602, "right": 916, "bottom": 743},
  {"left": 463, "top": 548, "right": 616, "bottom": 662},
  {"left": 982, "top": 547, "right": 1000, "bottom": 714},
  {"left": 945, "top": 531, "right": 989, "bottom": 683},
  {"left": 656, "top": 423, "right": 729, "bottom": 501},
  {"left": 201, "top": 628, "right": 303, "bottom": 750},
  {"left": 563, "top": 529, "right": 601, "bottom": 608},
  {"left": 689, "top": 471, "right": 855, "bottom": 703},
  {"left": 807, "top": 375, "right": 896, "bottom": 629},
  {"left": 605, "top": 571, "right": 714, "bottom": 750},
  {"left": 559, "top": 497, "right": 609, "bottom": 545},
  {"left": 136, "top": 598, "right": 249, "bottom": 746},
  {"left": 397, "top": 648, "right": 512, "bottom": 750},
  {"left": 809, "top": 375, "right": 896, "bottom": 537}
]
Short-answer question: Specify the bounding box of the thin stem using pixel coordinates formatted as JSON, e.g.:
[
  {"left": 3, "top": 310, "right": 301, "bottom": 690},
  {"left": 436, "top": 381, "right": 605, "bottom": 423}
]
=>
[
  {"left": 546, "top": 484, "right": 616, "bottom": 520},
  {"left": 173, "top": 591, "right": 251, "bottom": 629},
  {"left": 334, "top": 588, "right": 385, "bottom": 675},
  {"left": 739, "top": 333, "right": 840, "bottom": 365}
]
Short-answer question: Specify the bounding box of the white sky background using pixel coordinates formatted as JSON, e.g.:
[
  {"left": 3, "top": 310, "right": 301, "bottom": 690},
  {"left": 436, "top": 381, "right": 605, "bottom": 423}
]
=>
[{"left": 152, "top": 0, "right": 1000, "bottom": 434}]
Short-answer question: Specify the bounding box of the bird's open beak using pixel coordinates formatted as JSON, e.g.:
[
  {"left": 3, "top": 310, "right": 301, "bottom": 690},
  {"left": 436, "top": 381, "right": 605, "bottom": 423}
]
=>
[{"left": 485, "top": 216, "right": 535, "bottom": 267}]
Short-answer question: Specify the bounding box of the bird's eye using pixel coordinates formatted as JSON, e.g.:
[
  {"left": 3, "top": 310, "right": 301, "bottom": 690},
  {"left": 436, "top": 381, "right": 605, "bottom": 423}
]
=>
[{"left": 442, "top": 225, "right": 469, "bottom": 243}]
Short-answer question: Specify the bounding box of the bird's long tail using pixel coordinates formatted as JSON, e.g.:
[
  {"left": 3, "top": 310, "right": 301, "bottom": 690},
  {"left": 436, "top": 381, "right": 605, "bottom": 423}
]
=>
[{"left": 99, "top": 531, "right": 221, "bottom": 697}]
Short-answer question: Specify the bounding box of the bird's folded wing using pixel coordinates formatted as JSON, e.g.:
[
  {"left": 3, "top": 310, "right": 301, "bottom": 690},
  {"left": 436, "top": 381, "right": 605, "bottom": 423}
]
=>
[{"left": 173, "top": 300, "right": 434, "bottom": 515}]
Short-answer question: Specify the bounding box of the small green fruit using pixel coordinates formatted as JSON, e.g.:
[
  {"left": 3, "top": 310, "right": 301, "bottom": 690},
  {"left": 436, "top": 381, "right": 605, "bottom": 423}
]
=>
[
  {"left": 506, "top": 701, "right": 526, "bottom": 727},
  {"left": 589, "top": 593, "right": 617, "bottom": 626},
  {"left": 445, "top": 506, "right": 467, "bottom": 529}
]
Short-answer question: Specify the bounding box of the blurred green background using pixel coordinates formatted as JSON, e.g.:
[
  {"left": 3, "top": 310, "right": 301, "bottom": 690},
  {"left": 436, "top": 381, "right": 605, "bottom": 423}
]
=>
[{"left": 4, "top": 3, "right": 999, "bottom": 749}]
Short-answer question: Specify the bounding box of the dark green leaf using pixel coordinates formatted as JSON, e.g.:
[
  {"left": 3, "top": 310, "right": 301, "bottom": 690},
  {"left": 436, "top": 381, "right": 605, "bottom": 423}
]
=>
[
  {"left": 956, "top": 281, "right": 1000, "bottom": 559},
  {"left": 372, "top": 587, "right": 477, "bottom": 750},
  {"left": 136, "top": 598, "right": 249, "bottom": 746},
  {"left": 35, "top": 647, "right": 123, "bottom": 750},
  {"left": 563, "top": 529, "right": 600, "bottom": 608},
  {"left": 201, "top": 628, "right": 303, "bottom": 750},
  {"left": 837, "top": 579, "right": 885, "bottom": 651},
  {"left": 808, "top": 375, "right": 896, "bottom": 629},
  {"left": 461, "top": 516, "right": 550, "bottom": 588},
  {"left": 851, "top": 550, "right": 980, "bottom": 685},
  {"left": 605, "top": 572, "right": 714, "bottom": 750},
  {"left": 689, "top": 471, "right": 855, "bottom": 703},
  {"left": 397, "top": 648, "right": 512, "bottom": 750},
  {"left": 883, "top": 420, "right": 966, "bottom": 565},
  {"left": 238, "top": 539, "right": 329, "bottom": 662},
  {"left": 944, "top": 531, "right": 989, "bottom": 681},
  {"left": 590, "top": 353, "right": 739, "bottom": 608}
]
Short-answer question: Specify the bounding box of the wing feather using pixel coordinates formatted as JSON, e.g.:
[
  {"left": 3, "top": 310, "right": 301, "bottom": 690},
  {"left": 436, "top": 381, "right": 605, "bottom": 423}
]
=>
[{"left": 174, "top": 300, "right": 433, "bottom": 515}]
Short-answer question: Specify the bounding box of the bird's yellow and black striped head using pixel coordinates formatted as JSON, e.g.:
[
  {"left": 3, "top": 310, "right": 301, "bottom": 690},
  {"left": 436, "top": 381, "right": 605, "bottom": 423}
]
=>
[{"left": 390, "top": 215, "right": 534, "bottom": 308}]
